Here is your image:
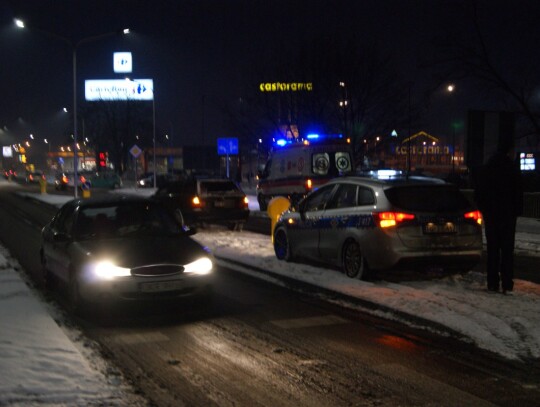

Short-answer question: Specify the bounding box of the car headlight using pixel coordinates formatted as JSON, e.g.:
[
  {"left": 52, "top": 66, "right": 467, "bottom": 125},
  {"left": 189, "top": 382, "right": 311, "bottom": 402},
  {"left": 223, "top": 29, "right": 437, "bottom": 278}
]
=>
[
  {"left": 183, "top": 257, "right": 213, "bottom": 275},
  {"left": 92, "top": 261, "right": 131, "bottom": 279}
]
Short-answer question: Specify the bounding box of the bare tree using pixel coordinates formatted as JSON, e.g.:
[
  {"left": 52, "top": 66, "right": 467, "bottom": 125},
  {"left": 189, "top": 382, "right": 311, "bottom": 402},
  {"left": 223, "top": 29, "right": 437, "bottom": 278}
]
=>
[
  {"left": 425, "top": 0, "right": 540, "bottom": 146},
  {"left": 82, "top": 100, "right": 152, "bottom": 174}
]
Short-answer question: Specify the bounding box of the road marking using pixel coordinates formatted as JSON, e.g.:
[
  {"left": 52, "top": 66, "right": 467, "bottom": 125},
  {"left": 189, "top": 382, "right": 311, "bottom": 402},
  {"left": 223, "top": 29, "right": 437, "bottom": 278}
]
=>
[{"left": 270, "top": 315, "right": 349, "bottom": 329}]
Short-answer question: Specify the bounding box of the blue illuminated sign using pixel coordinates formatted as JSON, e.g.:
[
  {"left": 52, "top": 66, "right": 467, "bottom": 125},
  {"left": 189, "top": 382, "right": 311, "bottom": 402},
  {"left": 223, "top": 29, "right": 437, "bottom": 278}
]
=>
[{"left": 217, "top": 138, "right": 239, "bottom": 155}]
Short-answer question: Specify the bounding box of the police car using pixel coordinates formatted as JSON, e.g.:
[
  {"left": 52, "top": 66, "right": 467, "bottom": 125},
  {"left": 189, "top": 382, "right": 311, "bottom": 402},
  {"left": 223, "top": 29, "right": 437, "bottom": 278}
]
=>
[{"left": 273, "top": 174, "right": 483, "bottom": 279}]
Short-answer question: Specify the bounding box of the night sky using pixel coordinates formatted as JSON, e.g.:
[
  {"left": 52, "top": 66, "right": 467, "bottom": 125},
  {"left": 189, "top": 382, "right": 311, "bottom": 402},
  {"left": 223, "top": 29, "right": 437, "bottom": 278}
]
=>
[{"left": 1, "top": 0, "right": 539, "bottom": 150}]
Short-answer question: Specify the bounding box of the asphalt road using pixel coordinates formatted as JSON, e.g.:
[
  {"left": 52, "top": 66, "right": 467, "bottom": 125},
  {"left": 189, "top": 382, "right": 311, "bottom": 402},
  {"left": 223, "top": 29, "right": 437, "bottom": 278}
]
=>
[{"left": 1, "top": 185, "right": 539, "bottom": 406}]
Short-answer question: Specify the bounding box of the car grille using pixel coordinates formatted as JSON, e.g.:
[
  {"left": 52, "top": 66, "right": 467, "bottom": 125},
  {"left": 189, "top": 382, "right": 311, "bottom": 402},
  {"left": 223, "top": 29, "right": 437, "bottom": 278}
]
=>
[{"left": 131, "top": 264, "right": 184, "bottom": 277}]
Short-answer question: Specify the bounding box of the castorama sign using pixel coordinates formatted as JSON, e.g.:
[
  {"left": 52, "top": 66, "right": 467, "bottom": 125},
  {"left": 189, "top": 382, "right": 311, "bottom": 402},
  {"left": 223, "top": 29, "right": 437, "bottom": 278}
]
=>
[{"left": 85, "top": 79, "right": 154, "bottom": 101}]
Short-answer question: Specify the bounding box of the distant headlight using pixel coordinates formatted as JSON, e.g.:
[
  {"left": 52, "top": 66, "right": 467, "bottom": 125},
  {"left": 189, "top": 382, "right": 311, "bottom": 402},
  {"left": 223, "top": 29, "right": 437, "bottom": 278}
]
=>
[
  {"left": 92, "top": 261, "right": 131, "bottom": 279},
  {"left": 183, "top": 257, "right": 213, "bottom": 275}
]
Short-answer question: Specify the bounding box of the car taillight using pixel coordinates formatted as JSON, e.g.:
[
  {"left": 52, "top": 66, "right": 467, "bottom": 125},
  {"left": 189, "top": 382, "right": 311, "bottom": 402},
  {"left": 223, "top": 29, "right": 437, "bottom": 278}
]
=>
[
  {"left": 464, "top": 210, "right": 482, "bottom": 225},
  {"left": 242, "top": 196, "right": 249, "bottom": 208},
  {"left": 306, "top": 178, "right": 313, "bottom": 190},
  {"left": 374, "top": 212, "right": 415, "bottom": 228},
  {"left": 191, "top": 196, "right": 203, "bottom": 208}
]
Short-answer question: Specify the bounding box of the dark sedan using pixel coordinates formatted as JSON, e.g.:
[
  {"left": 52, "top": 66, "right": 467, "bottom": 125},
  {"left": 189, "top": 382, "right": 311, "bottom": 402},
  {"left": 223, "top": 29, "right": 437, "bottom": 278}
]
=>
[
  {"left": 154, "top": 177, "right": 250, "bottom": 230},
  {"left": 40, "top": 195, "right": 214, "bottom": 313}
]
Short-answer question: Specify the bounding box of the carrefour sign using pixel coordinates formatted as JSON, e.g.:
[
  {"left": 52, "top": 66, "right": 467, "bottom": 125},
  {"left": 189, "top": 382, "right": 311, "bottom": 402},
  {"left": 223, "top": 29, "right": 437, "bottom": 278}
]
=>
[
  {"left": 113, "top": 52, "right": 132, "bottom": 73},
  {"left": 85, "top": 79, "right": 154, "bottom": 101}
]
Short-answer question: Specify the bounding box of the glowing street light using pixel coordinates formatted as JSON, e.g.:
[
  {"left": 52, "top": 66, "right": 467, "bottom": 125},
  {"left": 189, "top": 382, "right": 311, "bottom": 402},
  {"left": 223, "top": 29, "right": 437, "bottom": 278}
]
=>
[{"left": 15, "top": 18, "right": 129, "bottom": 197}]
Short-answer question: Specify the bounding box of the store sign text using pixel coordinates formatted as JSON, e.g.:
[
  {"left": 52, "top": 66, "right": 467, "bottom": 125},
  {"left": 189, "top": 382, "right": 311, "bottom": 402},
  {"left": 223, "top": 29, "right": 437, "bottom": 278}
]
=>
[
  {"left": 395, "top": 145, "right": 450, "bottom": 155},
  {"left": 259, "top": 82, "right": 313, "bottom": 92}
]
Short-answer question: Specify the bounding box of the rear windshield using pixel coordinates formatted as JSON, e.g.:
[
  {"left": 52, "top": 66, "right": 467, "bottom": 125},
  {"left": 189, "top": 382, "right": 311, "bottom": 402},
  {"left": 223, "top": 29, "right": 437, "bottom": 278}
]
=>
[
  {"left": 200, "top": 181, "right": 239, "bottom": 193},
  {"left": 384, "top": 185, "right": 472, "bottom": 212}
]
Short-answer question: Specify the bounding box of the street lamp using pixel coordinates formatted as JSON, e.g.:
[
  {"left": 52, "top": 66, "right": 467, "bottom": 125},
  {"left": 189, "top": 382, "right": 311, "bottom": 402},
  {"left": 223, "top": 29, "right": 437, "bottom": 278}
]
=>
[
  {"left": 15, "top": 19, "right": 129, "bottom": 197},
  {"left": 447, "top": 84, "right": 456, "bottom": 175}
]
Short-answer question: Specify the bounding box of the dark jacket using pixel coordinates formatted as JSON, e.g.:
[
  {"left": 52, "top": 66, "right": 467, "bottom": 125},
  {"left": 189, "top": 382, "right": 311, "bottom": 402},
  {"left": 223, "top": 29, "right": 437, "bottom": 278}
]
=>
[{"left": 473, "top": 152, "right": 523, "bottom": 218}]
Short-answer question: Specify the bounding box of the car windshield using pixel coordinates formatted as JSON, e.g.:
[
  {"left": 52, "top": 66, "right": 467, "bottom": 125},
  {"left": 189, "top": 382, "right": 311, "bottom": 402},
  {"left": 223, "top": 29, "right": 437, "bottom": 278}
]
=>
[
  {"left": 384, "top": 185, "right": 472, "bottom": 212},
  {"left": 73, "top": 202, "right": 183, "bottom": 240}
]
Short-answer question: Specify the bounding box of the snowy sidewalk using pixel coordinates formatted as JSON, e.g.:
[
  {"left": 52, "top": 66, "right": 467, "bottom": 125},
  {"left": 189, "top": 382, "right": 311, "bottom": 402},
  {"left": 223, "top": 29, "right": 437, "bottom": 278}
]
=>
[{"left": 0, "top": 246, "right": 146, "bottom": 406}]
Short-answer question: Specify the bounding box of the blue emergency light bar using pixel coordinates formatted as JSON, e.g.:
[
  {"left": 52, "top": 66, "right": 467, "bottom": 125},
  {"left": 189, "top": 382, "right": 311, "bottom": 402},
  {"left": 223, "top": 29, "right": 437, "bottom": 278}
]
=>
[{"left": 273, "top": 133, "right": 346, "bottom": 147}]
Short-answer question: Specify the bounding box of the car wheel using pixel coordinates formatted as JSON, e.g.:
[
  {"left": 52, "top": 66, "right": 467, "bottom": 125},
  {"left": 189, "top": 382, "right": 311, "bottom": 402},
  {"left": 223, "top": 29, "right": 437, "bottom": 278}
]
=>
[
  {"left": 342, "top": 240, "right": 367, "bottom": 279},
  {"left": 258, "top": 194, "right": 268, "bottom": 211},
  {"left": 174, "top": 208, "right": 185, "bottom": 226},
  {"left": 274, "top": 227, "right": 293, "bottom": 261},
  {"left": 228, "top": 222, "right": 244, "bottom": 231}
]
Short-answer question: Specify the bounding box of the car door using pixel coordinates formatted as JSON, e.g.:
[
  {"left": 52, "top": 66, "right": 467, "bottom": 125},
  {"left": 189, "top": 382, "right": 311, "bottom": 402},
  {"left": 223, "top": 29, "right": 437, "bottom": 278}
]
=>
[
  {"left": 290, "top": 184, "right": 338, "bottom": 260},
  {"left": 47, "top": 205, "right": 76, "bottom": 282},
  {"left": 319, "top": 184, "right": 376, "bottom": 263}
]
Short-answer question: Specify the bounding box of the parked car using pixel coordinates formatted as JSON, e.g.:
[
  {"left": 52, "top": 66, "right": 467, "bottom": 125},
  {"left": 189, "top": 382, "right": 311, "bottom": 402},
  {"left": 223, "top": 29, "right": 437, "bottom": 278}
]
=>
[
  {"left": 3, "top": 169, "right": 17, "bottom": 180},
  {"left": 87, "top": 171, "right": 123, "bottom": 189},
  {"left": 54, "top": 172, "right": 91, "bottom": 190},
  {"left": 273, "top": 176, "right": 483, "bottom": 279},
  {"left": 25, "top": 170, "right": 44, "bottom": 183},
  {"left": 137, "top": 172, "right": 180, "bottom": 188},
  {"left": 40, "top": 195, "right": 214, "bottom": 313},
  {"left": 154, "top": 177, "right": 250, "bottom": 230}
]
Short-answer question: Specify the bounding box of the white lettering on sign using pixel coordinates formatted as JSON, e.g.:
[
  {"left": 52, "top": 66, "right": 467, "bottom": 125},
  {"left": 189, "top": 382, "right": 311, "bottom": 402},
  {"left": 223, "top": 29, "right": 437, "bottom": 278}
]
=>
[{"left": 85, "top": 79, "right": 154, "bottom": 101}]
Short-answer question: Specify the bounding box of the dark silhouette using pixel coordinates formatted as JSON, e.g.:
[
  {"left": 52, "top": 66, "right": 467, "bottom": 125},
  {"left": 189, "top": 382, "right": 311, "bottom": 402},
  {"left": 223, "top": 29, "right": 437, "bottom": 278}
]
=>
[{"left": 473, "top": 139, "right": 524, "bottom": 294}]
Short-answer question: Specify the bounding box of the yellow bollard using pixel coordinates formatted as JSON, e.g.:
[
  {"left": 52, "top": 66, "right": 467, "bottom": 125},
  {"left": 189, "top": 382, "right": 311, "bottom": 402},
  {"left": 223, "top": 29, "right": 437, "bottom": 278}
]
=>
[
  {"left": 39, "top": 175, "right": 47, "bottom": 194},
  {"left": 267, "top": 196, "right": 291, "bottom": 243},
  {"left": 81, "top": 182, "right": 91, "bottom": 198}
]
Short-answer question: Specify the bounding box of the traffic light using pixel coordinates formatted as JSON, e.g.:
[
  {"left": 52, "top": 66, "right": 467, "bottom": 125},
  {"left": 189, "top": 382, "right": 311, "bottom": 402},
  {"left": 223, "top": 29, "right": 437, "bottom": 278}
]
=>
[{"left": 98, "top": 152, "right": 107, "bottom": 168}]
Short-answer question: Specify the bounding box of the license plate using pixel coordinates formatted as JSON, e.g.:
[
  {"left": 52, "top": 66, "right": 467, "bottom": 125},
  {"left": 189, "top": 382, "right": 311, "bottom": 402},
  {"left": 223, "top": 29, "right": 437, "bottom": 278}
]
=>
[
  {"left": 139, "top": 280, "right": 184, "bottom": 293},
  {"left": 423, "top": 222, "right": 456, "bottom": 234},
  {"left": 214, "top": 200, "right": 234, "bottom": 208}
]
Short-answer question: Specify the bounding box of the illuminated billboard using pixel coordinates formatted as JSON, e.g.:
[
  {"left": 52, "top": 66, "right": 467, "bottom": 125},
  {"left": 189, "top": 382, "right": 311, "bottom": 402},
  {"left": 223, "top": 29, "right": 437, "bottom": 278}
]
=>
[
  {"left": 113, "top": 52, "right": 132, "bottom": 73},
  {"left": 259, "top": 82, "right": 313, "bottom": 92},
  {"left": 85, "top": 79, "right": 154, "bottom": 101},
  {"left": 520, "top": 153, "right": 536, "bottom": 171}
]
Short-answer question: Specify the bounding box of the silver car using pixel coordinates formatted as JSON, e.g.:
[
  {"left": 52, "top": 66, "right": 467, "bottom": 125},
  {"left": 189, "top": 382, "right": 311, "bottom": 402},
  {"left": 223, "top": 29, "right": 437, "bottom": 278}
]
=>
[{"left": 273, "top": 176, "right": 483, "bottom": 279}]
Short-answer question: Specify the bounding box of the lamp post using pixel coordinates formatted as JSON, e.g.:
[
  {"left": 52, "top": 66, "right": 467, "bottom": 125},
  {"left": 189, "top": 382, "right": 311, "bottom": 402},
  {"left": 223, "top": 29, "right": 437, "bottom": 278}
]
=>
[
  {"left": 447, "top": 84, "right": 456, "bottom": 175},
  {"left": 15, "top": 19, "right": 129, "bottom": 197}
]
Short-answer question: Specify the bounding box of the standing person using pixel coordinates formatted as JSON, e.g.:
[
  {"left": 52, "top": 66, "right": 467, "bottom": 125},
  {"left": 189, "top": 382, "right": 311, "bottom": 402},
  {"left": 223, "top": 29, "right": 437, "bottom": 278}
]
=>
[{"left": 473, "top": 138, "right": 524, "bottom": 294}]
